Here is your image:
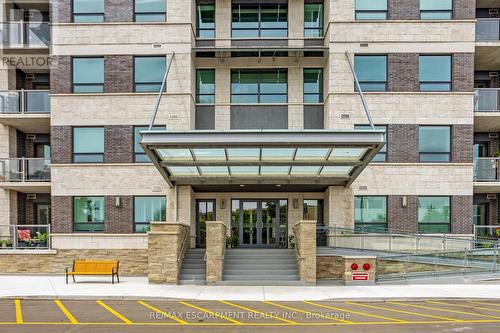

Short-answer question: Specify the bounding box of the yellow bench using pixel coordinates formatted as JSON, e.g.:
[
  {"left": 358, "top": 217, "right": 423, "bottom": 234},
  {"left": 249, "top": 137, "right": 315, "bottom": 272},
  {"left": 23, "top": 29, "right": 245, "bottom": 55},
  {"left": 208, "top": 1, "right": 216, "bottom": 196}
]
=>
[{"left": 66, "top": 260, "right": 120, "bottom": 284}]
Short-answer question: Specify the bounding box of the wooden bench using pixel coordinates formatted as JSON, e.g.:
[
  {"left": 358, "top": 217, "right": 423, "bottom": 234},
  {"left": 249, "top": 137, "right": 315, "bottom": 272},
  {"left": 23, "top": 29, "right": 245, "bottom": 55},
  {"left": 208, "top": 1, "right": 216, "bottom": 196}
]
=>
[{"left": 66, "top": 260, "right": 120, "bottom": 284}]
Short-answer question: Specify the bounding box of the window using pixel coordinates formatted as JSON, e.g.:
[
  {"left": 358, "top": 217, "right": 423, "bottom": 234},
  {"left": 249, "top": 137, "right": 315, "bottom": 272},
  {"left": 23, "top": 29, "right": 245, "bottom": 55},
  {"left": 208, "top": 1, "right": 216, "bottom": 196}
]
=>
[
  {"left": 72, "top": 58, "right": 104, "bottom": 93},
  {"left": 232, "top": 4, "right": 288, "bottom": 38},
  {"left": 197, "top": 4, "right": 215, "bottom": 38},
  {"left": 231, "top": 69, "right": 287, "bottom": 103},
  {"left": 354, "top": 196, "right": 387, "bottom": 231},
  {"left": 135, "top": 0, "right": 166, "bottom": 22},
  {"left": 72, "top": 0, "right": 104, "bottom": 23},
  {"left": 354, "top": 55, "right": 387, "bottom": 91},
  {"left": 355, "top": 0, "right": 387, "bottom": 20},
  {"left": 134, "top": 56, "right": 166, "bottom": 92},
  {"left": 73, "top": 127, "right": 104, "bottom": 163},
  {"left": 419, "top": 126, "right": 451, "bottom": 162},
  {"left": 304, "top": 3, "right": 323, "bottom": 37},
  {"left": 134, "top": 196, "right": 166, "bottom": 232},
  {"left": 73, "top": 197, "right": 105, "bottom": 232},
  {"left": 134, "top": 126, "right": 166, "bottom": 162},
  {"left": 196, "top": 69, "right": 215, "bottom": 104},
  {"left": 354, "top": 125, "right": 387, "bottom": 162},
  {"left": 419, "top": 55, "right": 452, "bottom": 91},
  {"left": 304, "top": 68, "right": 323, "bottom": 103},
  {"left": 420, "top": 0, "right": 452, "bottom": 20},
  {"left": 418, "top": 197, "right": 451, "bottom": 233}
]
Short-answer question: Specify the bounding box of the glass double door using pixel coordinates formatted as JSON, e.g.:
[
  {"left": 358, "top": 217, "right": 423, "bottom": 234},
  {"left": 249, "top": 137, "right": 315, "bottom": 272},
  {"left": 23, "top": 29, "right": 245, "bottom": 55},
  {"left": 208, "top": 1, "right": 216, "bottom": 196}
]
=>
[{"left": 239, "top": 200, "right": 280, "bottom": 247}]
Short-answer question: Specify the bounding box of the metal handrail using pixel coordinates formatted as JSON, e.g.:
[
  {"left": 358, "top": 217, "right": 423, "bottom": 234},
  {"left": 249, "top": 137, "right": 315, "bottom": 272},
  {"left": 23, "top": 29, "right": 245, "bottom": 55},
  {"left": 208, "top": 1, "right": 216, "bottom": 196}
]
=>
[{"left": 177, "top": 226, "right": 190, "bottom": 262}]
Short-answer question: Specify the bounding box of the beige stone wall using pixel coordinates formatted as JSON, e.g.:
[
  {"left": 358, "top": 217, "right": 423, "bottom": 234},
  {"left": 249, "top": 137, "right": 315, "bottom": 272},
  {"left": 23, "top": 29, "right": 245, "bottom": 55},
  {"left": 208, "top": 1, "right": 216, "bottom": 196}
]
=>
[
  {"left": 0, "top": 249, "right": 148, "bottom": 275},
  {"left": 206, "top": 221, "right": 226, "bottom": 284},
  {"left": 325, "top": 186, "right": 353, "bottom": 229},
  {"left": 317, "top": 255, "right": 343, "bottom": 279},
  {"left": 51, "top": 234, "right": 148, "bottom": 250},
  {"left": 293, "top": 220, "right": 316, "bottom": 283}
]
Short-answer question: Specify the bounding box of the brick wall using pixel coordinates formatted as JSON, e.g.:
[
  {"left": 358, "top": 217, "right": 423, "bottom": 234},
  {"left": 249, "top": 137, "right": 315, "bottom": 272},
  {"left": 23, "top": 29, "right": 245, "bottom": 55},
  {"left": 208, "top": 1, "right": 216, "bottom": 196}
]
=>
[
  {"left": 453, "top": 0, "right": 476, "bottom": 20},
  {"left": 17, "top": 192, "right": 26, "bottom": 225},
  {"left": 104, "top": 126, "right": 134, "bottom": 163},
  {"left": 105, "top": 56, "right": 134, "bottom": 93},
  {"left": 51, "top": 0, "right": 71, "bottom": 23},
  {"left": 388, "top": 0, "right": 420, "bottom": 20},
  {"left": 452, "top": 125, "right": 473, "bottom": 163},
  {"left": 51, "top": 196, "right": 73, "bottom": 233},
  {"left": 387, "top": 53, "right": 419, "bottom": 92},
  {"left": 453, "top": 53, "right": 474, "bottom": 92},
  {"left": 16, "top": 130, "right": 25, "bottom": 157},
  {"left": 105, "top": 196, "right": 134, "bottom": 233},
  {"left": 388, "top": 195, "right": 419, "bottom": 233},
  {"left": 387, "top": 124, "right": 419, "bottom": 163},
  {"left": 452, "top": 196, "right": 473, "bottom": 233},
  {"left": 51, "top": 126, "right": 72, "bottom": 164},
  {"left": 50, "top": 56, "right": 71, "bottom": 94},
  {"left": 105, "top": 0, "right": 134, "bottom": 22}
]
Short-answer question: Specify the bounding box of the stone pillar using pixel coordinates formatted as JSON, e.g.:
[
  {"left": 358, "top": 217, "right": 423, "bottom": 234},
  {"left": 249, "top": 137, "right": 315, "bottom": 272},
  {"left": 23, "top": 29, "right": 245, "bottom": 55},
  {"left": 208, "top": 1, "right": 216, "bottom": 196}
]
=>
[
  {"left": 148, "top": 222, "right": 190, "bottom": 284},
  {"left": 215, "top": 0, "right": 231, "bottom": 48},
  {"left": 288, "top": 0, "right": 304, "bottom": 48},
  {"left": 205, "top": 221, "right": 226, "bottom": 284},
  {"left": 325, "top": 186, "right": 353, "bottom": 231},
  {"left": 293, "top": 220, "right": 317, "bottom": 284}
]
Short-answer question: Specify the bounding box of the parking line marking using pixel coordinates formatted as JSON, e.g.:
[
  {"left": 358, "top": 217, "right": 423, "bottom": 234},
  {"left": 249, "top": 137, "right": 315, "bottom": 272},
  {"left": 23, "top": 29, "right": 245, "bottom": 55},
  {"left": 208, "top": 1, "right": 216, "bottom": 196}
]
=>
[
  {"left": 96, "top": 300, "right": 133, "bottom": 324},
  {"left": 54, "top": 300, "right": 78, "bottom": 324},
  {"left": 137, "top": 301, "right": 187, "bottom": 324},
  {"left": 220, "top": 300, "right": 297, "bottom": 324},
  {"left": 180, "top": 301, "right": 242, "bottom": 325},
  {"left": 427, "top": 300, "right": 500, "bottom": 313},
  {"left": 263, "top": 301, "right": 353, "bottom": 324},
  {"left": 14, "top": 300, "right": 23, "bottom": 324},
  {"left": 468, "top": 300, "right": 500, "bottom": 308},
  {"left": 347, "top": 301, "right": 462, "bottom": 322},
  {"left": 389, "top": 301, "right": 500, "bottom": 320},
  {"left": 304, "top": 301, "right": 408, "bottom": 323}
]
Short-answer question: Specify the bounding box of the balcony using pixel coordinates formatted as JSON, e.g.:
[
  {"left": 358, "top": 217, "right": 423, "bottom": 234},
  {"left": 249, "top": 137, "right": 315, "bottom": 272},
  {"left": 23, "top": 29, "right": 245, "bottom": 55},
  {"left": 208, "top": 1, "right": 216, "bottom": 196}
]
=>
[
  {"left": 474, "top": 157, "right": 500, "bottom": 193},
  {"left": 476, "top": 19, "right": 500, "bottom": 42},
  {"left": 475, "top": 89, "right": 500, "bottom": 112},
  {"left": 0, "top": 224, "right": 51, "bottom": 250},
  {"left": 0, "top": 90, "right": 50, "bottom": 133},
  {"left": 1, "top": 21, "right": 50, "bottom": 48},
  {"left": 0, "top": 158, "right": 51, "bottom": 193}
]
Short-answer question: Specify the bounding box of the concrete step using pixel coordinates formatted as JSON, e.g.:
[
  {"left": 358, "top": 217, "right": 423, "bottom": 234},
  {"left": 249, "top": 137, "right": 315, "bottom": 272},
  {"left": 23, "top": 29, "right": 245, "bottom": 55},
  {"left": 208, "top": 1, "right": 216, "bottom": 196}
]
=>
[
  {"left": 179, "top": 274, "right": 206, "bottom": 280},
  {"left": 222, "top": 274, "right": 301, "bottom": 281},
  {"left": 217, "top": 280, "right": 306, "bottom": 286},
  {"left": 181, "top": 268, "right": 205, "bottom": 274},
  {"left": 224, "top": 259, "right": 297, "bottom": 265},
  {"left": 224, "top": 264, "right": 297, "bottom": 270},
  {"left": 182, "top": 263, "right": 206, "bottom": 269},
  {"left": 183, "top": 258, "right": 207, "bottom": 264},
  {"left": 223, "top": 269, "right": 298, "bottom": 275}
]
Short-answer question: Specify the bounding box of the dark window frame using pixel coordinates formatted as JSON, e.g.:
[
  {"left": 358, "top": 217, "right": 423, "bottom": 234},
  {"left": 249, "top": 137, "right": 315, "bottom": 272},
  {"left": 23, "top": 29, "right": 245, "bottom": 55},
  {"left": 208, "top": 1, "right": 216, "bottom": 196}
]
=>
[
  {"left": 304, "top": 2, "right": 324, "bottom": 37},
  {"left": 133, "top": 195, "right": 167, "bottom": 233},
  {"left": 230, "top": 69, "right": 288, "bottom": 104},
  {"left": 134, "top": 125, "right": 166, "bottom": 163},
  {"left": 354, "top": 195, "right": 388, "bottom": 231},
  {"left": 72, "top": 126, "right": 105, "bottom": 163},
  {"left": 419, "top": 54, "right": 453, "bottom": 92},
  {"left": 354, "top": 54, "right": 388, "bottom": 92},
  {"left": 196, "top": 68, "right": 216, "bottom": 104},
  {"left": 133, "top": 0, "right": 167, "bottom": 22},
  {"left": 231, "top": 3, "right": 289, "bottom": 38},
  {"left": 420, "top": 0, "right": 453, "bottom": 20},
  {"left": 418, "top": 196, "right": 451, "bottom": 233},
  {"left": 355, "top": 0, "right": 388, "bottom": 20},
  {"left": 196, "top": 3, "right": 216, "bottom": 38},
  {"left": 303, "top": 68, "right": 323, "bottom": 104},
  {"left": 196, "top": 199, "right": 216, "bottom": 247},
  {"left": 71, "top": 0, "right": 105, "bottom": 23},
  {"left": 71, "top": 56, "right": 105, "bottom": 93},
  {"left": 354, "top": 124, "right": 387, "bottom": 162},
  {"left": 73, "top": 196, "right": 105, "bottom": 233},
  {"left": 418, "top": 125, "right": 452, "bottom": 163},
  {"left": 133, "top": 55, "right": 167, "bottom": 93}
]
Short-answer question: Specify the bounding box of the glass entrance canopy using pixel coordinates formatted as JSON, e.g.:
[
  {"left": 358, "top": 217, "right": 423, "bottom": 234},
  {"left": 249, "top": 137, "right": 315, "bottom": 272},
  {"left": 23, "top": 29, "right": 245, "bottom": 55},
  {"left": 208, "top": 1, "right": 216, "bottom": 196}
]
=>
[{"left": 140, "top": 130, "right": 385, "bottom": 188}]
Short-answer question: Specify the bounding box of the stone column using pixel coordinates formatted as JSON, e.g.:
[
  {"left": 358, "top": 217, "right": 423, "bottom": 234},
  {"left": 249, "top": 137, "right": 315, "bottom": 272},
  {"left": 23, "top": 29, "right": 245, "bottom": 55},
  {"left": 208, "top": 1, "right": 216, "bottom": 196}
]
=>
[
  {"left": 293, "top": 220, "right": 317, "bottom": 284},
  {"left": 288, "top": 0, "right": 304, "bottom": 48},
  {"left": 205, "top": 221, "right": 226, "bottom": 284},
  {"left": 148, "top": 222, "right": 190, "bottom": 284}
]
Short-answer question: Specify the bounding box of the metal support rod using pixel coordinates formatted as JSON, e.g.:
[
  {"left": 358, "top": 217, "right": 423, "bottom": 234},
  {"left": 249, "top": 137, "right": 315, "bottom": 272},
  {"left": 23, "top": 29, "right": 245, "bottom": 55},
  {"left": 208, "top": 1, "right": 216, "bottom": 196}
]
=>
[
  {"left": 345, "top": 51, "right": 375, "bottom": 130},
  {"left": 148, "top": 52, "right": 175, "bottom": 130}
]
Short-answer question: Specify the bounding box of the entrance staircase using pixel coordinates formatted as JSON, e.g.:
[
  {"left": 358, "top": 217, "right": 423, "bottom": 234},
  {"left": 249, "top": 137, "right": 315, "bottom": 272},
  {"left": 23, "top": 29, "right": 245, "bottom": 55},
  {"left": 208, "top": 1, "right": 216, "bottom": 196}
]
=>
[
  {"left": 179, "top": 248, "right": 206, "bottom": 285},
  {"left": 219, "top": 248, "right": 304, "bottom": 285}
]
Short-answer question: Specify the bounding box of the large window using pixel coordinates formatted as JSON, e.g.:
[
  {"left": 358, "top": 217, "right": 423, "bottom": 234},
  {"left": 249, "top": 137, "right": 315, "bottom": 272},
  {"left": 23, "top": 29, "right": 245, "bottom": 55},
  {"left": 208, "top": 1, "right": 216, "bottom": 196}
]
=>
[
  {"left": 196, "top": 69, "right": 215, "bottom": 104},
  {"left": 232, "top": 4, "right": 288, "bottom": 38},
  {"left": 72, "top": 58, "right": 104, "bottom": 93},
  {"left": 73, "top": 127, "right": 104, "bottom": 163},
  {"left": 231, "top": 69, "right": 287, "bottom": 103},
  {"left": 304, "top": 3, "right": 323, "bottom": 37},
  {"left": 354, "top": 55, "right": 387, "bottom": 91},
  {"left": 134, "top": 126, "right": 166, "bottom": 162},
  {"left": 197, "top": 4, "right": 215, "bottom": 38},
  {"left": 134, "top": 56, "right": 166, "bottom": 92},
  {"left": 355, "top": 0, "right": 387, "bottom": 20},
  {"left": 418, "top": 197, "right": 451, "bottom": 233},
  {"left": 73, "top": 197, "right": 105, "bottom": 232},
  {"left": 354, "top": 125, "right": 387, "bottom": 162},
  {"left": 134, "top": 0, "right": 166, "bottom": 22},
  {"left": 419, "top": 55, "right": 452, "bottom": 91},
  {"left": 355, "top": 196, "right": 388, "bottom": 231},
  {"left": 420, "top": 0, "right": 453, "bottom": 20},
  {"left": 304, "top": 68, "right": 323, "bottom": 103},
  {"left": 419, "top": 126, "right": 451, "bottom": 162},
  {"left": 134, "top": 196, "right": 166, "bottom": 233},
  {"left": 72, "top": 0, "right": 104, "bottom": 23}
]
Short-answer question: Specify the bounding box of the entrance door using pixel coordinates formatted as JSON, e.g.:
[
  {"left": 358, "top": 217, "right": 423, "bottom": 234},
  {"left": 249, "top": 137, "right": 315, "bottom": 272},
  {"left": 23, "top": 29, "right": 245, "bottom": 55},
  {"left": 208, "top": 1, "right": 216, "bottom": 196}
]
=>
[
  {"left": 36, "top": 204, "right": 51, "bottom": 224},
  {"left": 196, "top": 200, "right": 215, "bottom": 248},
  {"left": 239, "top": 200, "right": 279, "bottom": 247}
]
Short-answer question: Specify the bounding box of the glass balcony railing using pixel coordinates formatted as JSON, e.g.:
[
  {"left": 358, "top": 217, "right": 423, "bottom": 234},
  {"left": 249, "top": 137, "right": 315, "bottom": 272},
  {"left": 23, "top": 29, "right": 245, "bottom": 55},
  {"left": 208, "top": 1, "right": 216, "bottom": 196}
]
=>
[
  {"left": 476, "top": 18, "right": 500, "bottom": 42},
  {"left": 1, "top": 21, "right": 50, "bottom": 47},
  {"left": 474, "top": 157, "right": 499, "bottom": 182},
  {"left": 0, "top": 224, "right": 51, "bottom": 250},
  {"left": 0, "top": 90, "right": 50, "bottom": 114},
  {"left": 0, "top": 158, "right": 50, "bottom": 182}
]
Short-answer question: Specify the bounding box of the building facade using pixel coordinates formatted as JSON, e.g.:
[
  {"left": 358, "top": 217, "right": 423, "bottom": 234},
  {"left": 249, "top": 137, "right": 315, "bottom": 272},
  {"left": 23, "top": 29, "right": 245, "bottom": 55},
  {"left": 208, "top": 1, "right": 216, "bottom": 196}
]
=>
[{"left": 0, "top": 0, "right": 498, "bottom": 282}]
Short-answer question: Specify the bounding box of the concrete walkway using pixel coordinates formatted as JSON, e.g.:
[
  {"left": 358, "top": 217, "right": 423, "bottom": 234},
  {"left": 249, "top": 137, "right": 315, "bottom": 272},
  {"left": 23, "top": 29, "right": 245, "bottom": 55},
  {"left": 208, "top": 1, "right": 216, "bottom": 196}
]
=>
[{"left": 1, "top": 275, "right": 500, "bottom": 301}]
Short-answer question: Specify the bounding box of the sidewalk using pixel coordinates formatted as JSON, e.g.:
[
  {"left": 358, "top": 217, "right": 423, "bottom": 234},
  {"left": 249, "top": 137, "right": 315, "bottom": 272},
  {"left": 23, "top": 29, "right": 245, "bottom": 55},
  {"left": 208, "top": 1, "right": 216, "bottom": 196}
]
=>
[{"left": 1, "top": 275, "right": 500, "bottom": 301}]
